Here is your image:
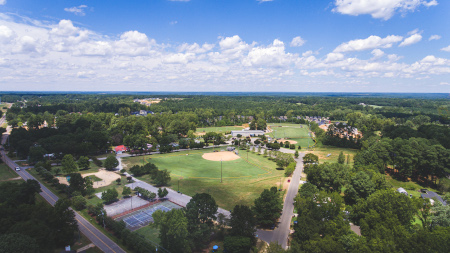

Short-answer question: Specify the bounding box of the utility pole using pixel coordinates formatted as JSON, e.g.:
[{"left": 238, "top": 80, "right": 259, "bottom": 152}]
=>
[{"left": 280, "top": 177, "right": 282, "bottom": 191}]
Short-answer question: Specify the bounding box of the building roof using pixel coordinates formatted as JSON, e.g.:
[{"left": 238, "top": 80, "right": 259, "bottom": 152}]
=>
[
  {"left": 421, "top": 190, "right": 447, "bottom": 205},
  {"left": 231, "top": 130, "right": 265, "bottom": 133},
  {"left": 115, "top": 145, "right": 127, "bottom": 152}
]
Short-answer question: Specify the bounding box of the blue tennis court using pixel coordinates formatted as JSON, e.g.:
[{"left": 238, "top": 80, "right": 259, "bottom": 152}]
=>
[{"left": 119, "top": 202, "right": 176, "bottom": 230}]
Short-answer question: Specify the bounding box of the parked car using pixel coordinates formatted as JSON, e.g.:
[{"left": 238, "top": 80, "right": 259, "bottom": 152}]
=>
[{"left": 15, "top": 167, "right": 20, "bottom": 171}]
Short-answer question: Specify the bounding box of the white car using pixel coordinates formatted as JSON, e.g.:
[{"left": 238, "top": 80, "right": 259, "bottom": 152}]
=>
[{"left": 15, "top": 167, "right": 20, "bottom": 171}]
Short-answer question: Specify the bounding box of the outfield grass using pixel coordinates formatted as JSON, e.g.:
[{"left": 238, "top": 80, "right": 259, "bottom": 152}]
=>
[
  {"left": 124, "top": 149, "right": 269, "bottom": 180},
  {"left": 135, "top": 225, "right": 160, "bottom": 244},
  {"left": 303, "top": 146, "right": 358, "bottom": 166},
  {"left": 122, "top": 149, "right": 285, "bottom": 209},
  {"left": 0, "top": 163, "right": 22, "bottom": 181},
  {"left": 196, "top": 126, "right": 244, "bottom": 134},
  {"left": 268, "top": 123, "right": 313, "bottom": 148}
]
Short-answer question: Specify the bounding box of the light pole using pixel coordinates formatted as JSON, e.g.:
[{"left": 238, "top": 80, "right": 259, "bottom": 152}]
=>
[
  {"left": 221, "top": 158, "right": 223, "bottom": 183},
  {"left": 101, "top": 210, "right": 105, "bottom": 229},
  {"left": 280, "top": 177, "right": 282, "bottom": 191}
]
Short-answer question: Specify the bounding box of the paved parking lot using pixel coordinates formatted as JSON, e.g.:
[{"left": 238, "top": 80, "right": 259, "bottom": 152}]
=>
[{"left": 102, "top": 196, "right": 150, "bottom": 217}]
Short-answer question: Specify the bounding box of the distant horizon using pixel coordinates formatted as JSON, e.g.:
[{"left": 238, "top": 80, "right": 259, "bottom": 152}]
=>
[{"left": 1, "top": 91, "right": 449, "bottom": 99}]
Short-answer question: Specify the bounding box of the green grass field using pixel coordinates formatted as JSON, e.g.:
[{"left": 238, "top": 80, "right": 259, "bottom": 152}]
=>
[
  {"left": 196, "top": 126, "right": 243, "bottom": 134},
  {"left": 122, "top": 149, "right": 285, "bottom": 209},
  {"left": 135, "top": 225, "right": 160, "bottom": 244},
  {"left": 0, "top": 163, "right": 22, "bottom": 182},
  {"left": 304, "top": 146, "right": 358, "bottom": 166},
  {"left": 268, "top": 123, "right": 313, "bottom": 148}
]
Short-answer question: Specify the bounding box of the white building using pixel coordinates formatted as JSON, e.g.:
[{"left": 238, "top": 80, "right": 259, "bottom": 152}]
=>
[{"left": 230, "top": 130, "right": 265, "bottom": 137}]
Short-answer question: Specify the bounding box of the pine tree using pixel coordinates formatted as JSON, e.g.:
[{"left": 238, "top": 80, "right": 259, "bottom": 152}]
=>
[{"left": 338, "top": 151, "right": 345, "bottom": 164}]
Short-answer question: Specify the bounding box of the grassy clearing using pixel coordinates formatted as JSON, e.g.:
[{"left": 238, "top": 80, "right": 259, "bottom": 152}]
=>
[
  {"left": 303, "top": 146, "right": 358, "bottom": 166},
  {"left": 135, "top": 225, "right": 160, "bottom": 244},
  {"left": 0, "top": 163, "right": 22, "bottom": 181},
  {"left": 122, "top": 149, "right": 285, "bottom": 210},
  {"left": 196, "top": 126, "right": 244, "bottom": 134},
  {"left": 385, "top": 175, "right": 423, "bottom": 198}
]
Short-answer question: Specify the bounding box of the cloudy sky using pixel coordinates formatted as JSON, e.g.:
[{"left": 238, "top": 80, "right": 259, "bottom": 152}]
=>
[{"left": 0, "top": 0, "right": 449, "bottom": 92}]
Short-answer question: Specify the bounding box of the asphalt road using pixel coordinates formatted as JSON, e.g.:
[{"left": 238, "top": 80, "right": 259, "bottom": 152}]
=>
[
  {"left": 1, "top": 134, "right": 126, "bottom": 253},
  {"left": 255, "top": 150, "right": 304, "bottom": 249}
]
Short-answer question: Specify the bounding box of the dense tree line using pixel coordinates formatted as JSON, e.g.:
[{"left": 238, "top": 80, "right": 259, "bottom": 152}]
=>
[
  {"left": 354, "top": 136, "right": 449, "bottom": 185},
  {"left": 289, "top": 154, "right": 450, "bottom": 253},
  {"left": 0, "top": 180, "right": 78, "bottom": 252}
]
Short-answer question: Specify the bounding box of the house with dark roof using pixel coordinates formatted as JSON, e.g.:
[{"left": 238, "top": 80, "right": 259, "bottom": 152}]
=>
[{"left": 421, "top": 190, "right": 447, "bottom": 205}]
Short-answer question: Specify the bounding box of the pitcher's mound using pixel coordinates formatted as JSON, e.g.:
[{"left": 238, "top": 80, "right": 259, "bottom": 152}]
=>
[{"left": 202, "top": 151, "right": 240, "bottom": 161}]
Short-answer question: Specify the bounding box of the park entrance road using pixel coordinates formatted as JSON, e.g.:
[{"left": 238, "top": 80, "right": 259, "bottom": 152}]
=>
[
  {"left": 0, "top": 134, "right": 126, "bottom": 253},
  {"left": 256, "top": 152, "right": 304, "bottom": 249}
]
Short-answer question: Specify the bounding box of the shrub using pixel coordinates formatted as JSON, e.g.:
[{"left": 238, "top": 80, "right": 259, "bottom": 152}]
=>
[
  {"left": 284, "top": 162, "right": 296, "bottom": 177},
  {"left": 72, "top": 195, "right": 87, "bottom": 210}
]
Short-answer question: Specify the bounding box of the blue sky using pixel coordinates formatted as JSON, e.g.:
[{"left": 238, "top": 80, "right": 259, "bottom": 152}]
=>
[{"left": 0, "top": 0, "right": 449, "bottom": 92}]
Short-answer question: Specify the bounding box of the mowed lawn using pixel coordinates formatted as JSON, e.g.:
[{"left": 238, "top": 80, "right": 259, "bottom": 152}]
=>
[
  {"left": 303, "top": 146, "right": 358, "bottom": 166},
  {"left": 135, "top": 226, "right": 160, "bottom": 244},
  {"left": 0, "top": 163, "right": 22, "bottom": 182},
  {"left": 122, "top": 149, "right": 284, "bottom": 209},
  {"left": 268, "top": 123, "right": 313, "bottom": 148},
  {"left": 196, "top": 126, "right": 243, "bottom": 134}
]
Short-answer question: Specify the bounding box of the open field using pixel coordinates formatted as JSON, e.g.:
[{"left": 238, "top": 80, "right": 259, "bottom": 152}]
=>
[
  {"left": 122, "top": 149, "right": 285, "bottom": 209},
  {"left": 385, "top": 174, "right": 427, "bottom": 198},
  {"left": 268, "top": 123, "right": 313, "bottom": 148},
  {"left": 303, "top": 146, "right": 358, "bottom": 165},
  {"left": 0, "top": 163, "right": 22, "bottom": 182},
  {"left": 135, "top": 226, "right": 160, "bottom": 244},
  {"left": 196, "top": 126, "right": 244, "bottom": 134}
]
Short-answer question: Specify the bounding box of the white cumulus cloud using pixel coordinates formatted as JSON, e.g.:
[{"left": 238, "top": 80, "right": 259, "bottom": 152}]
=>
[
  {"left": 243, "top": 39, "right": 294, "bottom": 67},
  {"left": 399, "top": 33, "right": 422, "bottom": 47},
  {"left": 0, "top": 0, "right": 6, "bottom": 6},
  {"left": 333, "top": 0, "right": 438, "bottom": 20},
  {"left": 441, "top": 45, "right": 450, "bottom": 52},
  {"left": 0, "top": 25, "right": 16, "bottom": 43},
  {"left": 64, "top": 5, "right": 88, "bottom": 16},
  {"left": 290, "top": 36, "right": 306, "bottom": 47},
  {"left": 334, "top": 35, "right": 403, "bottom": 53},
  {"left": 429, "top": 35, "right": 441, "bottom": 41},
  {"left": 371, "top": 49, "right": 385, "bottom": 59}
]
